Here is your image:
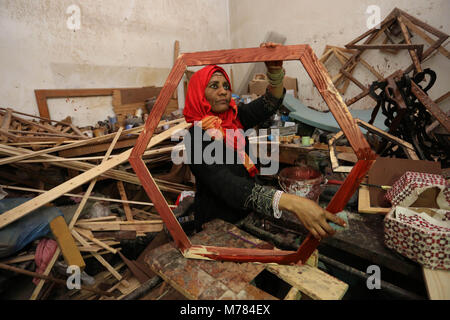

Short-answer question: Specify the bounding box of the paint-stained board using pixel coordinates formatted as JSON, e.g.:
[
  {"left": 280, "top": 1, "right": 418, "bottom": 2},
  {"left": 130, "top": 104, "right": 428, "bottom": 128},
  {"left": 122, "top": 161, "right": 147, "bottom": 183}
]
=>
[{"left": 144, "top": 219, "right": 347, "bottom": 300}]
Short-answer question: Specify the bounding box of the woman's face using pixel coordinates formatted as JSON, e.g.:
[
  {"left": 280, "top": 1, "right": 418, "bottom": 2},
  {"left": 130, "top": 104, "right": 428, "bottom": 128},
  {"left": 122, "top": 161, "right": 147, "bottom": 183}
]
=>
[{"left": 205, "top": 72, "right": 231, "bottom": 113}]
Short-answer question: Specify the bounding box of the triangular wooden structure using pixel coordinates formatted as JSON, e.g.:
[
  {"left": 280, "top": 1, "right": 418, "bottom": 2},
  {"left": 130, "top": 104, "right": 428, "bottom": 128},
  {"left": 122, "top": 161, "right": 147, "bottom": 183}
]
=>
[{"left": 338, "top": 8, "right": 449, "bottom": 107}]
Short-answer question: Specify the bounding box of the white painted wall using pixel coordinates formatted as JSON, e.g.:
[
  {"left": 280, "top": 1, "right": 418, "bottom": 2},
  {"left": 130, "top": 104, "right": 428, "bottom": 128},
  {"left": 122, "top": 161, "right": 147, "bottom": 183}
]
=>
[
  {"left": 229, "top": 0, "right": 450, "bottom": 111},
  {"left": 1, "top": 0, "right": 448, "bottom": 127},
  {"left": 0, "top": 0, "right": 231, "bottom": 126}
]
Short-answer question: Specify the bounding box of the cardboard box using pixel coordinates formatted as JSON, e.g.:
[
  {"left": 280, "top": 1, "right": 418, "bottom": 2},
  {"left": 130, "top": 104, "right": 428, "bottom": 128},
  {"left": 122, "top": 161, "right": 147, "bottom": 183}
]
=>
[{"left": 248, "top": 73, "right": 298, "bottom": 97}]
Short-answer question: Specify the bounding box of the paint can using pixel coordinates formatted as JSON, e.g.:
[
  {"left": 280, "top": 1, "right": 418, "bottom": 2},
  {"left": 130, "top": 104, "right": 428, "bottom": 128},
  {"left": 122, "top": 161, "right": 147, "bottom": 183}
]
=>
[{"left": 278, "top": 165, "right": 324, "bottom": 202}]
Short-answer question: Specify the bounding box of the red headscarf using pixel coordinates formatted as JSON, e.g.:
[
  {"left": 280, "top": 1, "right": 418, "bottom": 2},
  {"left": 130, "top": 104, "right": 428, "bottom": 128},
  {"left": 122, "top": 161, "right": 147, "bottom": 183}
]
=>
[{"left": 183, "top": 65, "right": 258, "bottom": 177}]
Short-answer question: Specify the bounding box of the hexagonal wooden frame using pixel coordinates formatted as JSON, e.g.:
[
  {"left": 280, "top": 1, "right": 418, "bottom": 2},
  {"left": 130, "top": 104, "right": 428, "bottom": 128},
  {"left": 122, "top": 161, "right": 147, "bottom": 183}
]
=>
[{"left": 129, "top": 45, "right": 377, "bottom": 265}]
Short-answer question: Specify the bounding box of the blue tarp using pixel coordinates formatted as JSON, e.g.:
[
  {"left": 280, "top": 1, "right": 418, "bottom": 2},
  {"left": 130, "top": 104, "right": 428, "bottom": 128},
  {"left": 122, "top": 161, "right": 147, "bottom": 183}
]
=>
[
  {"left": 0, "top": 198, "right": 63, "bottom": 258},
  {"left": 283, "top": 94, "right": 389, "bottom": 133}
]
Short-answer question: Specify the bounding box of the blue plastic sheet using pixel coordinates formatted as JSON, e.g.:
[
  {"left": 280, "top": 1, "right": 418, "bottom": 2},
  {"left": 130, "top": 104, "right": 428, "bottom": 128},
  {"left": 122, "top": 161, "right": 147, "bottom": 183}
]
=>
[{"left": 0, "top": 198, "right": 63, "bottom": 258}]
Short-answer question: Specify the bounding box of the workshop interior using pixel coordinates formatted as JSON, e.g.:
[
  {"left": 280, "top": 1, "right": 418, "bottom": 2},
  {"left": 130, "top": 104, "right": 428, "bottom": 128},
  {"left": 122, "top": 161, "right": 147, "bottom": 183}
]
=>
[{"left": 0, "top": 1, "right": 448, "bottom": 303}]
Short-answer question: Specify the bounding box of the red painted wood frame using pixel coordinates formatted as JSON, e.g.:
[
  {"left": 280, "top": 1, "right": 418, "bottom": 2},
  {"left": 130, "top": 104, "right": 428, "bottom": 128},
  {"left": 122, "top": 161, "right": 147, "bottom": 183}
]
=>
[{"left": 129, "top": 45, "right": 377, "bottom": 265}]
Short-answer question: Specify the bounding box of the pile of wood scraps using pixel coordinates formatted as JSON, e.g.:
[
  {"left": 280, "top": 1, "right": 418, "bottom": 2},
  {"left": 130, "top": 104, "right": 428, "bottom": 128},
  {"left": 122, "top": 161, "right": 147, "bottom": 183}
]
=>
[
  {"left": 333, "top": 8, "right": 449, "bottom": 107},
  {"left": 0, "top": 113, "right": 194, "bottom": 300},
  {"left": 0, "top": 108, "right": 87, "bottom": 147}
]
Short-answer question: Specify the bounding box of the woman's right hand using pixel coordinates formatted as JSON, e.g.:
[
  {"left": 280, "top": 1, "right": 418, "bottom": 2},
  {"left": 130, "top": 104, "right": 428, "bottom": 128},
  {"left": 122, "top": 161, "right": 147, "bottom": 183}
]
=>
[{"left": 278, "top": 193, "right": 346, "bottom": 240}]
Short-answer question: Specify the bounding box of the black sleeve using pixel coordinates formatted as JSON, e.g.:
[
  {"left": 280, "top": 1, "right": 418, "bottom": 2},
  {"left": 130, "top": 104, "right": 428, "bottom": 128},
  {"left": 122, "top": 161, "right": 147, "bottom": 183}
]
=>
[
  {"left": 186, "top": 131, "right": 256, "bottom": 211},
  {"left": 184, "top": 127, "right": 278, "bottom": 215},
  {"left": 238, "top": 89, "right": 286, "bottom": 130}
]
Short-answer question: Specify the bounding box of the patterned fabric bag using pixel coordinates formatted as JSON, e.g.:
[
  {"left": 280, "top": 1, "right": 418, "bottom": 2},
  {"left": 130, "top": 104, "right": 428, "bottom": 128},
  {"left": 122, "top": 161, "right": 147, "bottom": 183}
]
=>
[
  {"left": 385, "top": 171, "right": 450, "bottom": 210},
  {"left": 384, "top": 206, "right": 450, "bottom": 270}
]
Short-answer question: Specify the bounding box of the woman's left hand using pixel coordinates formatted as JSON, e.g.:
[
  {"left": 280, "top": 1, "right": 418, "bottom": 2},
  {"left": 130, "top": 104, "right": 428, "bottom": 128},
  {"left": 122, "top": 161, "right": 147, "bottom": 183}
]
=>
[{"left": 260, "top": 42, "right": 283, "bottom": 69}]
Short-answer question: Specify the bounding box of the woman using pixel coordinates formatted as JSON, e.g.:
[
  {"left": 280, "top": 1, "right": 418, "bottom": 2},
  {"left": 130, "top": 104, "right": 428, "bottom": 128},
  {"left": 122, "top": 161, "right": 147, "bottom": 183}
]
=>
[{"left": 183, "top": 43, "right": 345, "bottom": 240}]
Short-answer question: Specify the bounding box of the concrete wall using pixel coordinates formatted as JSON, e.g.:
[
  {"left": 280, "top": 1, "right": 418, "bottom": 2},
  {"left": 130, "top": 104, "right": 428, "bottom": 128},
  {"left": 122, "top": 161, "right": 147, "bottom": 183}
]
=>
[
  {"left": 229, "top": 0, "right": 450, "bottom": 111},
  {"left": 0, "top": 0, "right": 231, "bottom": 126},
  {"left": 1, "top": 0, "right": 448, "bottom": 126}
]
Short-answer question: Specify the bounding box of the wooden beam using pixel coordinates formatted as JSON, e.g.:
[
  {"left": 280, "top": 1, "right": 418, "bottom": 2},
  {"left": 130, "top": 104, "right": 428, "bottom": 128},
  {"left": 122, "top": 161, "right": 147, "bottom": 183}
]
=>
[
  {"left": 0, "top": 184, "right": 175, "bottom": 207},
  {"left": 423, "top": 268, "right": 450, "bottom": 300},
  {"left": 397, "top": 16, "right": 423, "bottom": 73},
  {"left": 117, "top": 181, "right": 134, "bottom": 221},
  {"left": 410, "top": 82, "right": 450, "bottom": 132},
  {"left": 49, "top": 216, "right": 85, "bottom": 270}
]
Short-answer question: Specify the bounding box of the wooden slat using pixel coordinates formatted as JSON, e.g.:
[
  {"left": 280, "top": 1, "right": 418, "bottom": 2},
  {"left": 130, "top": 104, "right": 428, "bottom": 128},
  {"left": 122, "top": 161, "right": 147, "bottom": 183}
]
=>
[
  {"left": 410, "top": 82, "right": 450, "bottom": 133},
  {"left": 267, "top": 264, "right": 348, "bottom": 300},
  {"left": 116, "top": 181, "right": 134, "bottom": 222},
  {"left": 397, "top": 16, "right": 423, "bottom": 73},
  {"left": 75, "top": 228, "right": 118, "bottom": 254},
  {"left": 423, "top": 268, "right": 450, "bottom": 300},
  {"left": 401, "top": 16, "right": 450, "bottom": 59}
]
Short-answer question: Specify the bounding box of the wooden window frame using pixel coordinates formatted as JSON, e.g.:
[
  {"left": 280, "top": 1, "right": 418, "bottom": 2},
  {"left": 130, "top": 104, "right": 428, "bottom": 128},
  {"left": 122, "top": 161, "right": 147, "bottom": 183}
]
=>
[{"left": 129, "top": 44, "right": 377, "bottom": 265}]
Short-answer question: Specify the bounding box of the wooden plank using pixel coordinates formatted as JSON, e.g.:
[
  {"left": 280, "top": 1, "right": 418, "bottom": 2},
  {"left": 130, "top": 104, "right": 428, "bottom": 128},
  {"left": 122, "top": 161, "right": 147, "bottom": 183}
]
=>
[
  {"left": 1, "top": 108, "right": 12, "bottom": 131},
  {"left": 75, "top": 228, "right": 118, "bottom": 254},
  {"left": 0, "top": 184, "right": 171, "bottom": 208},
  {"left": 0, "top": 254, "right": 35, "bottom": 264},
  {"left": 358, "top": 179, "right": 391, "bottom": 214},
  {"left": 49, "top": 216, "right": 85, "bottom": 270},
  {"left": 329, "top": 131, "right": 353, "bottom": 173},
  {"left": 76, "top": 221, "right": 163, "bottom": 232},
  {"left": 173, "top": 40, "right": 180, "bottom": 99},
  {"left": 397, "top": 16, "right": 423, "bottom": 72},
  {"left": 299, "top": 46, "right": 374, "bottom": 159},
  {"left": 346, "top": 43, "right": 423, "bottom": 53},
  {"left": 57, "top": 118, "right": 183, "bottom": 158},
  {"left": 235, "top": 31, "right": 287, "bottom": 95},
  {"left": 116, "top": 181, "right": 134, "bottom": 221},
  {"left": 119, "top": 87, "right": 162, "bottom": 105},
  {"left": 120, "top": 224, "right": 163, "bottom": 233},
  {"left": 284, "top": 287, "right": 301, "bottom": 300},
  {"left": 0, "top": 124, "right": 142, "bottom": 166},
  {"left": 0, "top": 122, "right": 189, "bottom": 229},
  {"left": 435, "top": 91, "right": 450, "bottom": 105},
  {"left": 0, "top": 142, "right": 189, "bottom": 194},
  {"left": 398, "top": 8, "right": 449, "bottom": 39},
  {"left": 266, "top": 264, "right": 348, "bottom": 300},
  {"left": 423, "top": 268, "right": 450, "bottom": 300}
]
